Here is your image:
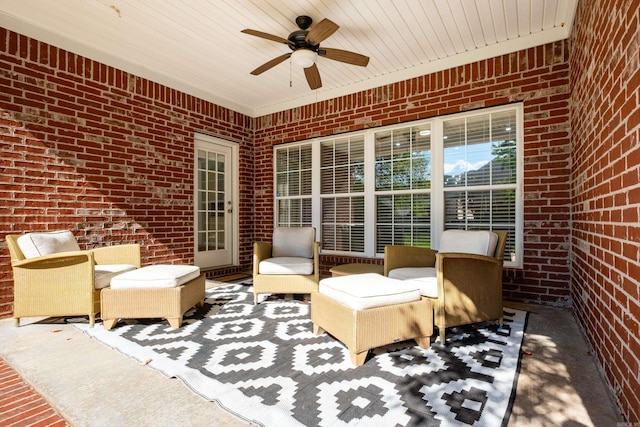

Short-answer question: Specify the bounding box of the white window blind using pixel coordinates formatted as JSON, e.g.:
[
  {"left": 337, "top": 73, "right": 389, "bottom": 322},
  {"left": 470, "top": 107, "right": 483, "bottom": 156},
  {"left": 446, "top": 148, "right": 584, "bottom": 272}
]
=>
[
  {"left": 442, "top": 109, "right": 518, "bottom": 256},
  {"left": 275, "top": 144, "right": 312, "bottom": 227},
  {"left": 320, "top": 136, "right": 365, "bottom": 252},
  {"left": 374, "top": 124, "right": 432, "bottom": 251}
]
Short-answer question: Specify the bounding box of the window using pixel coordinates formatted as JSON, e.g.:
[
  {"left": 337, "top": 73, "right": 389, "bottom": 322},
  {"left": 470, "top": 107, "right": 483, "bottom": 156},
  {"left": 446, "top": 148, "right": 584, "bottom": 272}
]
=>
[
  {"left": 275, "top": 144, "right": 312, "bottom": 227},
  {"left": 375, "top": 125, "right": 432, "bottom": 251},
  {"left": 274, "top": 104, "right": 523, "bottom": 266},
  {"left": 442, "top": 110, "right": 518, "bottom": 258},
  {"left": 320, "top": 136, "right": 365, "bottom": 252}
]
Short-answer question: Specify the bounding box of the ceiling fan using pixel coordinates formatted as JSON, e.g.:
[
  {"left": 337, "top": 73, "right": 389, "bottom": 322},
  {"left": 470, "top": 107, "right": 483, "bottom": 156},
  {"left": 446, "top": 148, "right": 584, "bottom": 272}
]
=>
[{"left": 242, "top": 15, "right": 369, "bottom": 90}]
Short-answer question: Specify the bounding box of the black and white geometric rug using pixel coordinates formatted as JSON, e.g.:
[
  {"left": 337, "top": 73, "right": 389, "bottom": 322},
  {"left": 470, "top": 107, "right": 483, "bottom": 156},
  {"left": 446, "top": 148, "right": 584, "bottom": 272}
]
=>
[{"left": 77, "top": 283, "right": 527, "bottom": 426}]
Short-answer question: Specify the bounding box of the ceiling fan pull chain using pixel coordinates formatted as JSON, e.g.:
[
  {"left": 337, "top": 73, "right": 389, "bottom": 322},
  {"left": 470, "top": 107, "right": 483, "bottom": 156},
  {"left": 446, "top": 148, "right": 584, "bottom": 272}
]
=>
[{"left": 290, "top": 59, "right": 293, "bottom": 87}]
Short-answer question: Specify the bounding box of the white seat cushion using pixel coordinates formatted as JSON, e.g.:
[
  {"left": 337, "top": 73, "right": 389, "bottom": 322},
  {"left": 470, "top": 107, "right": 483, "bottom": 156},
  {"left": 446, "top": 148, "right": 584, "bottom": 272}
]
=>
[
  {"left": 94, "top": 264, "right": 138, "bottom": 290},
  {"left": 388, "top": 267, "right": 438, "bottom": 298},
  {"left": 259, "top": 257, "right": 313, "bottom": 275},
  {"left": 319, "top": 273, "right": 420, "bottom": 311},
  {"left": 110, "top": 265, "right": 201, "bottom": 290},
  {"left": 272, "top": 227, "right": 315, "bottom": 258},
  {"left": 439, "top": 230, "right": 498, "bottom": 256},
  {"left": 17, "top": 230, "right": 81, "bottom": 259}
]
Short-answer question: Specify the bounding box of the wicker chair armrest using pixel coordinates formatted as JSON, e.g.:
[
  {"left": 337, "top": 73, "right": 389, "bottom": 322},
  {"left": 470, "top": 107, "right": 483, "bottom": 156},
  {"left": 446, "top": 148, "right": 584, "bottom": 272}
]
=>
[
  {"left": 384, "top": 245, "right": 437, "bottom": 276},
  {"left": 433, "top": 253, "right": 504, "bottom": 339},
  {"left": 11, "top": 251, "right": 96, "bottom": 295},
  {"left": 436, "top": 253, "right": 503, "bottom": 302},
  {"left": 253, "top": 242, "right": 272, "bottom": 275},
  {"left": 312, "top": 241, "right": 321, "bottom": 280},
  {"left": 92, "top": 244, "right": 141, "bottom": 267},
  {"left": 11, "top": 251, "right": 93, "bottom": 269}
]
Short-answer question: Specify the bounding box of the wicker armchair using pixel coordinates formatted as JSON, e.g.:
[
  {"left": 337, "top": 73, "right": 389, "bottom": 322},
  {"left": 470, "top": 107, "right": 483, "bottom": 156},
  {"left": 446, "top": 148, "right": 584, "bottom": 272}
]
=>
[
  {"left": 384, "top": 230, "right": 507, "bottom": 342},
  {"left": 6, "top": 231, "right": 141, "bottom": 327},
  {"left": 253, "top": 227, "right": 320, "bottom": 304}
]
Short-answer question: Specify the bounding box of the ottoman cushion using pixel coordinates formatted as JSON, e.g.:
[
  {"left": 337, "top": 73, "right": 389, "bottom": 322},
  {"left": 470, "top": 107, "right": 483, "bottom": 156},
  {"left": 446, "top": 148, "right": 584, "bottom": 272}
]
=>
[
  {"left": 110, "top": 265, "right": 201, "bottom": 290},
  {"left": 318, "top": 273, "right": 420, "bottom": 311}
]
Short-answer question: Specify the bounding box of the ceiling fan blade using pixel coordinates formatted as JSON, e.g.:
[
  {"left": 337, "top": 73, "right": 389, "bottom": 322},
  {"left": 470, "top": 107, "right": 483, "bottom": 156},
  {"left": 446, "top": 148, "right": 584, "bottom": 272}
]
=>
[
  {"left": 250, "top": 53, "right": 291, "bottom": 75},
  {"left": 242, "top": 29, "right": 293, "bottom": 45},
  {"left": 304, "top": 63, "right": 322, "bottom": 90},
  {"left": 320, "top": 48, "right": 370, "bottom": 67},
  {"left": 305, "top": 18, "right": 339, "bottom": 45}
]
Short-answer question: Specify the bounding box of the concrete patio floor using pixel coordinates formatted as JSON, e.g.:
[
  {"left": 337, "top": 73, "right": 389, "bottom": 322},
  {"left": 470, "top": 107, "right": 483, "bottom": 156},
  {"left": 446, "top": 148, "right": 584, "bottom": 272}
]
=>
[{"left": 0, "top": 288, "right": 624, "bottom": 426}]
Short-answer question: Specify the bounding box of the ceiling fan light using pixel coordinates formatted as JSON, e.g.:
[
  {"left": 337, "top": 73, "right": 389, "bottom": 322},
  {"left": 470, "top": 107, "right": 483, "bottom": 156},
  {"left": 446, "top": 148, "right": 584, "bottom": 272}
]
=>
[{"left": 291, "top": 49, "right": 316, "bottom": 68}]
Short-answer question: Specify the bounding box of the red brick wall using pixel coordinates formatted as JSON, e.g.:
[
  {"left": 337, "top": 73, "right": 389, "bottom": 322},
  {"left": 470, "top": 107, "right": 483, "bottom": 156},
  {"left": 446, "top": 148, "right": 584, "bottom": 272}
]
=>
[
  {"left": 570, "top": 0, "right": 640, "bottom": 422},
  {"left": 0, "top": 29, "right": 254, "bottom": 317},
  {"left": 254, "top": 41, "right": 573, "bottom": 304}
]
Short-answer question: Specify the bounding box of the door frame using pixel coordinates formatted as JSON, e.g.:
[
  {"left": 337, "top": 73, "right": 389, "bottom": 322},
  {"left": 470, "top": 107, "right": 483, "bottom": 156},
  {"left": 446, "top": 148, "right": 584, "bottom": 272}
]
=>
[{"left": 193, "top": 132, "right": 239, "bottom": 268}]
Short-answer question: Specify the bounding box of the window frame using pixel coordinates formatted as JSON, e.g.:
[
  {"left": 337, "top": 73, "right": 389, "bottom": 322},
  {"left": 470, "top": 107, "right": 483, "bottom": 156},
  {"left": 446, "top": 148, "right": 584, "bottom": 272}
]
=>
[{"left": 273, "top": 103, "right": 524, "bottom": 267}]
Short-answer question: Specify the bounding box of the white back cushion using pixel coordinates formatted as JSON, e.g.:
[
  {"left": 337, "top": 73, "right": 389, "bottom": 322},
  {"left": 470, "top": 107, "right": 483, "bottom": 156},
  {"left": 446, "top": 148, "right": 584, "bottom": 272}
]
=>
[
  {"left": 17, "top": 230, "right": 81, "bottom": 259},
  {"left": 439, "top": 230, "right": 498, "bottom": 256},
  {"left": 272, "top": 227, "right": 315, "bottom": 258}
]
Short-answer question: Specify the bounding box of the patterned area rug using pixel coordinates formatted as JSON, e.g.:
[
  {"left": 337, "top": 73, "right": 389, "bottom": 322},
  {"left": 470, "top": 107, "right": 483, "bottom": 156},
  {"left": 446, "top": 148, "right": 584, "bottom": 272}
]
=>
[{"left": 77, "top": 282, "right": 527, "bottom": 426}]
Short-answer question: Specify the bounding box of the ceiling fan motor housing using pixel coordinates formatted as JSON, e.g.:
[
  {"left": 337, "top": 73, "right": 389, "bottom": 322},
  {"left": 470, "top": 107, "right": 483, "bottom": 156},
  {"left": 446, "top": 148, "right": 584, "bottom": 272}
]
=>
[
  {"left": 288, "top": 15, "right": 319, "bottom": 51},
  {"left": 288, "top": 30, "right": 318, "bottom": 51}
]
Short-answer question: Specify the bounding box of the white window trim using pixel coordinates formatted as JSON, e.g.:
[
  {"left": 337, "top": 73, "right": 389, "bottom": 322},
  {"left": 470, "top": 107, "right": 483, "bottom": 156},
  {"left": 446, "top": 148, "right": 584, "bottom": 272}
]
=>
[{"left": 273, "top": 103, "right": 524, "bottom": 268}]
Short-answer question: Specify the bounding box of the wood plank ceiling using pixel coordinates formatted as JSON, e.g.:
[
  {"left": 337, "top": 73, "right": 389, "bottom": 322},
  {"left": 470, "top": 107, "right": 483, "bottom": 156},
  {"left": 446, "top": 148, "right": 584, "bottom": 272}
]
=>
[{"left": 0, "top": 0, "right": 577, "bottom": 117}]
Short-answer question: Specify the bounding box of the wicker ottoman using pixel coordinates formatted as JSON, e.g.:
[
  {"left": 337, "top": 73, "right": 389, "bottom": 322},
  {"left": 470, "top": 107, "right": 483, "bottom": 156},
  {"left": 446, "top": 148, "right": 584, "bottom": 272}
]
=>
[
  {"left": 101, "top": 265, "right": 205, "bottom": 330},
  {"left": 311, "top": 273, "right": 433, "bottom": 366}
]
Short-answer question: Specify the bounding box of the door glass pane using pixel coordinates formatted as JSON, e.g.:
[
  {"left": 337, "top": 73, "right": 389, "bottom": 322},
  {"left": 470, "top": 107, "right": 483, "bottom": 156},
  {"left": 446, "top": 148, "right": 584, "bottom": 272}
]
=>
[
  {"left": 198, "top": 171, "right": 206, "bottom": 190},
  {"left": 197, "top": 149, "right": 226, "bottom": 253},
  {"left": 207, "top": 231, "right": 216, "bottom": 250},
  {"left": 197, "top": 212, "right": 206, "bottom": 232},
  {"left": 197, "top": 150, "right": 206, "bottom": 169},
  {"left": 217, "top": 171, "right": 224, "bottom": 193},
  {"left": 197, "top": 232, "right": 206, "bottom": 252}
]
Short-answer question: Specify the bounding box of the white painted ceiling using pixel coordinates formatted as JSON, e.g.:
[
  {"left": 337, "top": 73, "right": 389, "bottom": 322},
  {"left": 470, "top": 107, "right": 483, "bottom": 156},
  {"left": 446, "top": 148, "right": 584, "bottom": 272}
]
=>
[{"left": 0, "top": 0, "right": 577, "bottom": 117}]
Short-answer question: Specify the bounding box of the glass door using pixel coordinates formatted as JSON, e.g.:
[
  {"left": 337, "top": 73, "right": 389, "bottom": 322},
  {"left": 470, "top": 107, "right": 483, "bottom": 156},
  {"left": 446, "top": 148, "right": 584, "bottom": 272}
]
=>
[{"left": 194, "top": 134, "right": 236, "bottom": 268}]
